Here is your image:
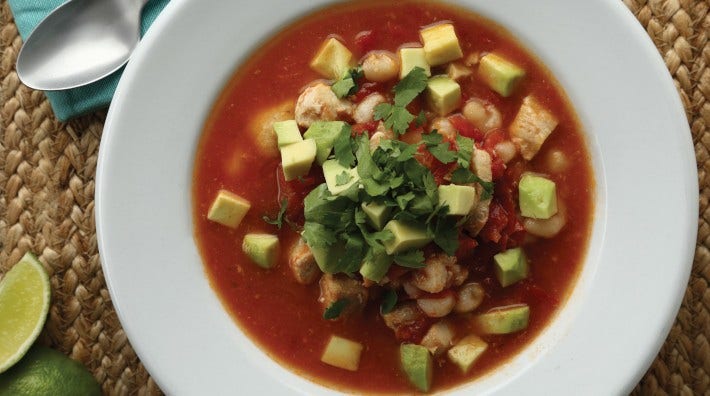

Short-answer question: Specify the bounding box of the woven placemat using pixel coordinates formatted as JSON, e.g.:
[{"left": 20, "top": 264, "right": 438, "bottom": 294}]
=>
[{"left": 0, "top": 0, "right": 707, "bottom": 395}]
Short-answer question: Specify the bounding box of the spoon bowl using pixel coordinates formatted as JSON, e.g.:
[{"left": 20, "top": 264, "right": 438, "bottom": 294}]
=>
[{"left": 16, "top": 0, "right": 147, "bottom": 91}]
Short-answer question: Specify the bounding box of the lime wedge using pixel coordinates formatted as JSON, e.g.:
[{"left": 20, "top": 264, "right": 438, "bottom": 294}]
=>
[{"left": 0, "top": 252, "right": 50, "bottom": 373}]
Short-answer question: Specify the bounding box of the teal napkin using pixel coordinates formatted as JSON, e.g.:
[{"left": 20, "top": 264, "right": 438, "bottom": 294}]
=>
[{"left": 8, "top": 0, "right": 169, "bottom": 121}]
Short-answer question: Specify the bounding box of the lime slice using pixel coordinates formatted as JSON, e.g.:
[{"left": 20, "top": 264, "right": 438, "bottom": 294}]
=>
[{"left": 0, "top": 252, "right": 50, "bottom": 374}]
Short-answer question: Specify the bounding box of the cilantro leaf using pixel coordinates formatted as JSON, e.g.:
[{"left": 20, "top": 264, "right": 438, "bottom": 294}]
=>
[
  {"left": 450, "top": 168, "right": 495, "bottom": 200},
  {"left": 430, "top": 215, "right": 459, "bottom": 255},
  {"left": 335, "top": 171, "right": 353, "bottom": 186},
  {"left": 302, "top": 222, "right": 337, "bottom": 248},
  {"left": 415, "top": 111, "right": 427, "bottom": 127},
  {"left": 373, "top": 67, "right": 428, "bottom": 136},
  {"left": 393, "top": 67, "right": 428, "bottom": 107},
  {"left": 423, "top": 130, "right": 457, "bottom": 164},
  {"left": 380, "top": 289, "right": 398, "bottom": 314},
  {"left": 455, "top": 135, "right": 474, "bottom": 168},
  {"left": 323, "top": 298, "right": 349, "bottom": 320},
  {"left": 262, "top": 198, "right": 288, "bottom": 229},
  {"left": 393, "top": 250, "right": 426, "bottom": 268},
  {"left": 331, "top": 67, "right": 363, "bottom": 98},
  {"left": 333, "top": 125, "right": 356, "bottom": 167}
]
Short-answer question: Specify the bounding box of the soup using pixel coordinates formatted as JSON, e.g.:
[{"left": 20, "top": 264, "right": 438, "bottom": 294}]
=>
[{"left": 193, "top": 1, "right": 594, "bottom": 393}]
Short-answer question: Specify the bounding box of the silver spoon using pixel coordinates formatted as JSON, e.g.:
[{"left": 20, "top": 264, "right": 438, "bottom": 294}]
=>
[{"left": 16, "top": 0, "right": 149, "bottom": 91}]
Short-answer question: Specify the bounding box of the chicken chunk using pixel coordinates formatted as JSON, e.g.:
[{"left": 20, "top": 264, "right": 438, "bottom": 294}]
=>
[
  {"left": 248, "top": 100, "right": 294, "bottom": 158},
  {"left": 318, "top": 274, "right": 369, "bottom": 318},
  {"left": 369, "top": 122, "right": 394, "bottom": 151},
  {"left": 354, "top": 93, "right": 386, "bottom": 124},
  {"left": 411, "top": 254, "right": 467, "bottom": 294},
  {"left": 381, "top": 301, "right": 430, "bottom": 342},
  {"left": 288, "top": 238, "right": 320, "bottom": 285},
  {"left": 509, "top": 95, "right": 559, "bottom": 160},
  {"left": 464, "top": 148, "right": 493, "bottom": 236},
  {"left": 430, "top": 117, "right": 456, "bottom": 140},
  {"left": 295, "top": 82, "right": 354, "bottom": 128},
  {"left": 420, "top": 321, "right": 455, "bottom": 356}
]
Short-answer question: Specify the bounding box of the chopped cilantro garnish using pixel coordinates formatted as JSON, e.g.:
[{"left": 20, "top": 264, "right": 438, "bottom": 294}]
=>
[
  {"left": 323, "top": 298, "right": 349, "bottom": 320},
  {"left": 331, "top": 67, "right": 364, "bottom": 98},
  {"left": 451, "top": 168, "right": 495, "bottom": 200},
  {"left": 415, "top": 111, "right": 427, "bottom": 127},
  {"left": 380, "top": 289, "right": 398, "bottom": 314},
  {"left": 333, "top": 125, "right": 356, "bottom": 167},
  {"left": 393, "top": 250, "right": 426, "bottom": 268},
  {"left": 373, "top": 67, "right": 428, "bottom": 136},
  {"left": 455, "top": 135, "right": 474, "bottom": 168},
  {"left": 262, "top": 198, "right": 288, "bottom": 229},
  {"left": 422, "top": 130, "right": 457, "bottom": 164},
  {"left": 335, "top": 171, "right": 353, "bottom": 186}
]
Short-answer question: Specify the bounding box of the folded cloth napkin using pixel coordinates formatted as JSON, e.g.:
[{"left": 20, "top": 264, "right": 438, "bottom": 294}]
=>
[{"left": 8, "top": 0, "right": 170, "bottom": 121}]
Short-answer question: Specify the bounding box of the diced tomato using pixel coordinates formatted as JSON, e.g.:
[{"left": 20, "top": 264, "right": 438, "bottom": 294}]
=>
[
  {"left": 478, "top": 164, "right": 526, "bottom": 249},
  {"left": 276, "top": 165, "right": 324, "bottom": 224},
  {"left": 395, "top": 316, "right": 432, "bottom": 344},
  {"left": 490, "top": 156, "right": 506, "bottom": 180},
  {"left": 354, "top": 30, "right": 377, "bottom": 54},
  {"left": 352, "top": 81, "right": 385, "bottom": 103},
  {"left": 449, "top": 114, "right": 484, "bottom": 141},
  {"left": 351, "top": 121, "right": 378, "bottom": 136},
  {"left": 456, "top": 235, "right": 478, "bottom": 260},
  {"left": 385, "top": 265, "right": 410, "bottom": 283},
  {"left": 482, "top": 129, "right": 508, "bottom": 150}
]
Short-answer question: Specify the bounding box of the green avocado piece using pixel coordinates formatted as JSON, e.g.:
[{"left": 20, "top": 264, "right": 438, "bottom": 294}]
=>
[
  {"left": 273, "top": 120, "right": 302, "bottom": 148},
  {"left": 426, "top": 75, "right": 461, "bottom": 116},
  {"left": 438, "top": 184, "right": 477, "bottom": 216},
  {"left": 400, "top": 344, "right": 433, "bottom": 392},
  {"left": 447, "top": 335, "right": 488, "bottom": 373},
  {"left": 519, "top": 173, "right": 558, "bottom": 219},
  {"left": 493, "top": 247, "right": 528, "bottom": 287},
  {"left": 477, "top": 53, "right": 525, "bottom": 97},
  {"left": 399, "top": 47, "right": 431, "bottom": 79},
  {"left": 361, "top": 202, "right": 391, "bottom": 230},
  {"left": 382, "top": 220, "right": 432, "bottom": 255},
  {"left": 280, "top": 139, "right": 317, "bottom": 181},
  {"left": 359, "top": 250, "right": 392, "bottom": 282},
  {"left": 309, "top": 241, "right": 346, "bottom": 274},
  {"left": 242, "top": 234, "right": 280, "bottom": 269},
  {"left": 322, "top": 159, "right": 360, "bottom": 195},
  {"left": 475, "top": 304, "right": 530, "bottom": 334},
  {"left": 303, "top": 121, "right": 347, "bottom": 164}
]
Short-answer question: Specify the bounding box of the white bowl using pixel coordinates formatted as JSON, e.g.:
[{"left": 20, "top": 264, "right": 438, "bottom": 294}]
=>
[{"left": 96, "top": 0, "right": 697, "bottom": 394}]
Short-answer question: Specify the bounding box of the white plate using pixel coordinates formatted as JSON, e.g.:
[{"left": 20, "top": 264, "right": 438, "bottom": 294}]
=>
[{"left": 96, "top": 0, "right": 697, "bottom": 394}]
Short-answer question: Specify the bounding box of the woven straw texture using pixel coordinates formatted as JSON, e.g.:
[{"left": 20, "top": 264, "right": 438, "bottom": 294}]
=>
[{"left": 0, "top": 0, "right": 707, "bottom": 394}]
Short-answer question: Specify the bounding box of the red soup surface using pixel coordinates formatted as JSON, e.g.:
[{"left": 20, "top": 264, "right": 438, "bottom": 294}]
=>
[{"left": 193, "top": 1, "right": 594, "bottom": 394}]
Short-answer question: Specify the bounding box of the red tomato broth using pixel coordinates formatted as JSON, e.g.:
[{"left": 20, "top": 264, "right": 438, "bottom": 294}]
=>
[{"left": 193, "top": 1, "right": 594, "bottom": 394}]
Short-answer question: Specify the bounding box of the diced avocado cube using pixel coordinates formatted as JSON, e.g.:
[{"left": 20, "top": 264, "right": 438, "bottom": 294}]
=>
[
  {"left": 280, "top": 139, "right": 317, "bottom": 181},
  {"left": 303, "top": 121, "right": 347, "bottom": 164},
  {"left": 207, "top": 190, "right": 251, "bottom": 228},
  {"left": 398, "top": 47, "right": 431, "bottom": 79},
  {"left": 477, "top": 53, "right": 525, "bottom": 97},
  {"left": 273, "top": 120, "right": 302, "bottom": 148},
  {"left": 361, "top": 202, "right": 391, "bottom": 230},
  {"left": 519, "top": 173, "right": 558, "bottom": 219},
  {"left": 359, "top": 250, "right": 392, "bottom": 282},
  {"left": 493, "top": 247, "right": 528, "bottom": 287},
  {"left": 242, "top": 234, "right": 279, "bottom": 269},
  {"left": 309, "top": 242, "right": 346, "bottom": 274},
  {"left": 438, "top": 184, "right": 477, "bottom": 216},
  {"left": 400, "top": 344, "right": 433, "bottom": 393},
  {"left": 322, "top": 159, "right": 360, "bottom": 195},
  {"left": 475, "top": 304, "right": 530, "bottom": 334},
  {"left": 447, "top": 335, "right": 488, "bottom": 373},
  {"left": 321, "top": 335, "right": 363, "bottom": 371},
  {"left": 426, "top": 75, "right": 461, "bottom": 116},
  {"left": 382, "top": 220, "right": 432, "bottom": 255},
  {"left": 310, "top": 37, "right": 356, "bottom": 80},
  {"left": 419, "top": 23, "right": 463, "bottom": 66}
]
